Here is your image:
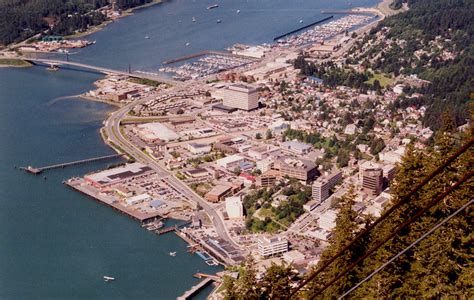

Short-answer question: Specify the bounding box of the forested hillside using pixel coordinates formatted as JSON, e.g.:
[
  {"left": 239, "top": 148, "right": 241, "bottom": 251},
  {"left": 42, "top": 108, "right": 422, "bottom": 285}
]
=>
[
  {"left": 0, "top": 0, "right": 154, "bottom": 45},
  {"left": 357, "top": 0, "right": 473, "bottom": 130}
]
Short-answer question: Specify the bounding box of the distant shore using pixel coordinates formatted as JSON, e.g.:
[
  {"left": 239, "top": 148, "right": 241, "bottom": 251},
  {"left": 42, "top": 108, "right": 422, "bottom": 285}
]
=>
[{"left": 65, "top": 0, "right": 163, "bottom": 40}]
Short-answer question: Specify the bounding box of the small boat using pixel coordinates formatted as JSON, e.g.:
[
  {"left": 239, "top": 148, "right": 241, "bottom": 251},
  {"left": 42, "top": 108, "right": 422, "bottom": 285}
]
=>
[
  {"left": 216, "top": 19, "right": 221, "bottom": 23},
  {"left": 169, "top": 251, "right": 176, "bottom": 257},
  {"left": 103, "top": 276, "right": 115, "bottom": 282},
  {"left": 185, "top": 42, "right": 190, "bottom": 46},
  {"left": 192, "top": 17, "right": 196, "bottom": 22},
  {"left": 47, "top": 65, "right": 59, "bottom": 71},
  {"left": 207, "top": 4, "right": 218, "bottom": 9},
  {"left": 236, "top": 9, "right": 240, "bottom": 14},
  {"left": 299, "top": 19, "right": 303, "bottom": 23},
  {"left": 145, "top": 36, "right": 150, "bottom": 39}
]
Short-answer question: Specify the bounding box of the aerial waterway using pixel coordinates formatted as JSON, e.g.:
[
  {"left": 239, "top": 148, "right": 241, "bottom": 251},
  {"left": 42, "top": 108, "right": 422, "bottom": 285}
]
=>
[{"left": 0, "top": 0, "right": 379, "bottom": 298}]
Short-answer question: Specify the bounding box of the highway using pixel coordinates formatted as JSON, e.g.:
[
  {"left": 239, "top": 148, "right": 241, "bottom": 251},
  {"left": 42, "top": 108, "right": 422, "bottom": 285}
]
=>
[{"left": 103, "top": 92, "right": 241, "bottom": 250}]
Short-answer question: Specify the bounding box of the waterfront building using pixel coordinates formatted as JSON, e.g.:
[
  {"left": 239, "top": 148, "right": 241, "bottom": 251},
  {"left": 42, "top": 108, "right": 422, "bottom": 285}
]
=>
[
  {"left": 125, "top": 193, "right": 151, "bottom": 206},
  {"left": 225, "top": 196, "right": 244, "bottom": 219},
  {"left": 84, "top": 163, "right": 152, "bottom": 189},
  {"left": 222, "top": 84, "right": 259, "bottom": 111},
  {"left": 257, "top": 236, "right": 289, "bottom": 258}
]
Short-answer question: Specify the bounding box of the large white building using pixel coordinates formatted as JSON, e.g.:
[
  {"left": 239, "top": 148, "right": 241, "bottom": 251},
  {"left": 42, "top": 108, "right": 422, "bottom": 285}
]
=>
[
  {"left": 225, "top": 196, "right": 244, "bottom": 219},
  {"left": 216, "top": 154, "right": 246, "bottom": 170},
  {"left": 257, "top": 236, "right": 289, "bottom": 257},
  {"left": 222, "top": 84, "right": 259, "bottom": 111},
  {"left": 187, "top": 142, "right": 212, "bottom": 155},
  {"left": 312, "top": 170, "right": 343, "bottom": 204}
]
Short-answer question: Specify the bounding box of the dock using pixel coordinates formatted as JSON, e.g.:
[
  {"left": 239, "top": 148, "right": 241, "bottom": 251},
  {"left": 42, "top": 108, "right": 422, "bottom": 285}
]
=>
[
  {"left": 177, "top": 278, "right": 213, "bottom": 300},
  {"left": 64, "top": 178, "right": 162, "bottom": 223},
  {"left": 274, "top": 15, "right": 334, "bottom": 41},
  {"left": 162, "top": 50, "right": 258, "bottom": 65},
  {"left": 157, "top": 220, "right": 191, "bottom": 235},
  {"left": 20, "top": 154, "right": 124, "bottom": 175}
]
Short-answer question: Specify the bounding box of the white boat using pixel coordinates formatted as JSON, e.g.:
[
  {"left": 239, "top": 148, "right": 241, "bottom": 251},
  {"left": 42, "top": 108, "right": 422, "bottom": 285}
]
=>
[
  {"left": 299, "top": 19, "right": 303, "bottom": 23},
  {"left": 185, "top": 42, "right": 190, "bottom": 46},
  {"left": 192, "top": 17, "right": 196, "bottom": 22},
  {"left": 236, "top": 9, "right": 240, "bottom": 14},
  {"left": 169, "top": 251, "right": 176, "bottom": 257},
  {"left": 145, "top": 35, "right": 150, "bottom": 39},
  {"left": 103, "top": 276, "right": 115, "bottom": 282},
  {"left": 216, "top": 19, "right": 221, "bottom": 23}
]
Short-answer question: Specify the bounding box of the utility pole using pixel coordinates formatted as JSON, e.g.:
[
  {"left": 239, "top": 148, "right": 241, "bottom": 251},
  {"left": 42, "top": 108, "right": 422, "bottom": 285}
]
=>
[{"left": 128, "top": 63, "right": 131, "bottom": 74}]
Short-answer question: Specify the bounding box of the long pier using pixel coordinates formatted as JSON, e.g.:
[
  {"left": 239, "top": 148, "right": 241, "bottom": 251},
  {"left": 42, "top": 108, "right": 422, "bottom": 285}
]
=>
[
  {"left": 274, "top": 15, "right": 334, "bottom": 41},
  {"left": 177, "top": 278, "right": 213, "bottom": 300},
  {"left": 21, "top": 153, "right": 124, "bottom": 174}
]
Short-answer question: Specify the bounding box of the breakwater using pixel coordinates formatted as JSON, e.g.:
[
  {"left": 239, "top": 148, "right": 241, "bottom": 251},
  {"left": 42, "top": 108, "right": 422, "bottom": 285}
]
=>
[{"left": 273, "top": 15, "right": 334, "bottom": 41}]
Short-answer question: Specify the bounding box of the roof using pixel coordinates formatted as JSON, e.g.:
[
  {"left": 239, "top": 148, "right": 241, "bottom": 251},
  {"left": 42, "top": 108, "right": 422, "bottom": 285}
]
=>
[
  {"left": 206, "top": 185, "right": 232, "bottom": 196},
  {"left": 217, "top": 154, "right": 245, "bottom": 166},
  {"left": 149, "top": 199, "right": 165, "bottom": 208},
  {"left": 281, "top": 140, "right": 313, "bottom": 152},
  {"left": 85, "top": 163, "right": 151, "bottom": 184}
]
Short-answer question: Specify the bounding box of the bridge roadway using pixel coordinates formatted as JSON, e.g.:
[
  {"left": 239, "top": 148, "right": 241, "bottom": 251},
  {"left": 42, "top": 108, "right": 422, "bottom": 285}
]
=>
[
  {"left": 18, "top": 57, "right": 181, "bottom": 86},
  {"left": 103, "top": 93, "right": 241, "bottom": 251}
]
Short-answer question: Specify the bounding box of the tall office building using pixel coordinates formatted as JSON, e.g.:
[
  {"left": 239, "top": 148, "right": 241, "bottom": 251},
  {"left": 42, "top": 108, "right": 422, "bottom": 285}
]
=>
[
  {"left": 312, "top": 170, "right": 343, "bottom": 203},
  {"left": 222, "top": 84, "right": 259, "bottom": 111},
  {"left": 362, "top": 168, "right": 383, "bottom": 197},
  {"left": 257, "top": 236, "right": 289, "bottom": 257}
]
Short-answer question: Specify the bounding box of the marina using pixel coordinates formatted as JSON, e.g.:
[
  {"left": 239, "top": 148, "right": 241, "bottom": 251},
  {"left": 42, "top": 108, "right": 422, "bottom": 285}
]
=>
[{"left": 273, "top": 15, "right": 334, "bottom": 41}]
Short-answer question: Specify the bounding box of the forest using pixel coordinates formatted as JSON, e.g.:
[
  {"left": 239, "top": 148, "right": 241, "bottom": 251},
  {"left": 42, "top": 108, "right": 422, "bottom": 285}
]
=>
[{"left": 0, "top": 0, "right": 154, "bottom": 45}]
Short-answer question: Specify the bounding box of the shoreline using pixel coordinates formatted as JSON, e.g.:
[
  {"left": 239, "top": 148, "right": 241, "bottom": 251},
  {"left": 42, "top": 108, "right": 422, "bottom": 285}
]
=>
[{"left": 65, "top": 0, "right": 163, "bottom": 40}]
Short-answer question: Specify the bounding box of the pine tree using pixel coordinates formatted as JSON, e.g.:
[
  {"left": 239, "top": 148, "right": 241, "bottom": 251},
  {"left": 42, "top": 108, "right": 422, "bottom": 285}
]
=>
[{"left": 305, "top": 186, "right": 369, "bottom": 299}]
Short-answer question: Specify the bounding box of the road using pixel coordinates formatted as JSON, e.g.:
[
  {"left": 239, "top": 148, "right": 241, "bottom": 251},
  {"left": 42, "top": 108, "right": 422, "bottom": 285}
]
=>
[
  {"left": 10, "top": 56, "right": 182, "bottom": 86},
  {"left": 103, "top": 92, "right": 241, "bottom": 249}
]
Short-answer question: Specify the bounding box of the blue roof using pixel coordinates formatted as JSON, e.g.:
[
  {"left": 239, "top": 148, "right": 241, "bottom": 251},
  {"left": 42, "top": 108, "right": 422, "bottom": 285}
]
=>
[
  {"left": 149, "top": 199, "right": 165, "bottom": 208},
  {"left": 308, "top": 76, "right": 324, "bottom": 83}
]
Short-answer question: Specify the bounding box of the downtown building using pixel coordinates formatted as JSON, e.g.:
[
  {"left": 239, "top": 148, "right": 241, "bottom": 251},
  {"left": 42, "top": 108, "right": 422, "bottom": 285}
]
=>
[
  {"left": 222, "top": 84, "right": 259, "bottom": 111},
  {"left": 257, "top": 236, "right": 289, "bottom": 257},
  {"left": 312, "top": 170, "right": 343, "bottom": 203}
]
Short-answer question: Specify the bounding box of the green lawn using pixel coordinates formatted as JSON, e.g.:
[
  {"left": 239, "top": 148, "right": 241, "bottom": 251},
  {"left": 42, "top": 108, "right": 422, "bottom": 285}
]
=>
[
  {"left": 0, "top": 58, "right": 32, "bottom": 67},
  {"left": 365, "top": 72, "right": 393, "bottom": 87}
]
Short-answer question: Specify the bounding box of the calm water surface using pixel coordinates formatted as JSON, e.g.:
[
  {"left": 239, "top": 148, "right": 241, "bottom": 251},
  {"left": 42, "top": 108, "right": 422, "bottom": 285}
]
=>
[{"left": 0, "top": 0, "right": 378, "bottom": 298}]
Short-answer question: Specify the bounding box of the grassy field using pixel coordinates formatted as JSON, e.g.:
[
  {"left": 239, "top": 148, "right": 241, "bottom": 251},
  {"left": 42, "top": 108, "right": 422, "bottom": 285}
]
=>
[
  {"left": 365, "top": 72, "right": 393, "bottom": 87},
  {"left": 0, "top": 58, "right": 32, "bottom": 67}
]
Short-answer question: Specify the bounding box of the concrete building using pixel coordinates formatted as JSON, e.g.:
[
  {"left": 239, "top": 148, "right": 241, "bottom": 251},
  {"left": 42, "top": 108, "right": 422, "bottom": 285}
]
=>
[
  {"left": 125, "top": 193, "right": 151, "bottom": 206},
  {"left": 136, "top": 122, "right": 180, "bottom": 142},
  {"left": 187, "top": 142, "right": 212, "bottom": 155},
  {"left": 225, "top": 196, "right": 244, "bottom": 219},
  {"left": 257, "top": 170, "right": 279, "bottom": 188},
  {"left": 256, "top": 157, "right": 274, "bottom": 173},
  {"left": 281, "top": 140, "right": 313, "bottom": 155},
  {"left": 312, "top": 170, "right": 343, "bottom": 204},
  {"left": 257, "top": 236, "right": 289, "bottom": 257},
  {"left": 383, "top": 164, "right": 397, "bottom": 187},
  {"left": 85, "top": 163, "right": 152, "bottom": 189},
  {"left": 216, "top": 154, "right": 246, "bottom": 170},
  {"left": 205, "top": 185, "right": 232, "bottom": 203},
  {"left": 274, "top": 157, "right": 318, "bottom": 182},
  {"left": 362, "top": 168, "right": 383, "bottom": 197},
  {"left": 222, "top": 84, "right": 259, "bottom": 111}
]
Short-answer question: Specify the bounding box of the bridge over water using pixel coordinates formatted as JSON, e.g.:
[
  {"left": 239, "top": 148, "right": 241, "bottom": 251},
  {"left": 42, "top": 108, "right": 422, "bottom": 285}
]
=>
[{"left": 18, "top": 57, "right": 181, "bottom": 86}]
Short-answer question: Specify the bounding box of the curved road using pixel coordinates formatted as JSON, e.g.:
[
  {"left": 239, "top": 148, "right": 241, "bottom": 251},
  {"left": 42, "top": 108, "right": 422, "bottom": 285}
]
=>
[{"left": 103, "top": 94, "right": 240, "bottom": 250}]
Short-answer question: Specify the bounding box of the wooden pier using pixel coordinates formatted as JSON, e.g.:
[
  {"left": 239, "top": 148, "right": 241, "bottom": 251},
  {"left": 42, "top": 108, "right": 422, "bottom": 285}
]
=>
[
  {"left": 177, "top": 278, "right": 213, "bottom": 300},
  {"left": 20, "top": 154, "right": 124, "bottom": 174}
]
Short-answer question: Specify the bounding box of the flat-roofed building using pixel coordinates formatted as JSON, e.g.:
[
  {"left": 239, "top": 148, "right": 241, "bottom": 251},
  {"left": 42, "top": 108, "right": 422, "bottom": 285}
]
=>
[
  {"left": 84, "top": 163, "right": 152, "bottom": 189},
  {"left": 257, "top": 236, "right": 289, "bottom": 257},
  {"left": 225, "top": 196, "right": 244, "bottom": 219},
  {"left": 222, "top": 84, "right": 259, "bottom": 111},
  {"left": 216, "top": 154, "right": 246, "bottom": 170},
  {"left": 257, "top": 170, "right": 279, "bottom": 187},
  {"left": 205, "top": 185, "right": 232, "bottom": 203},
  {"left": 281, "top": 140, "right": 313, "bottom": 155},
  {"left": 362, "top": 168, "right": 383, "bottom": 197},
  {"left": 125, "top": 193, "right": 151, "bottom": 206},
  {"left": 274, "top": 157, "right": 318, "bottom": 182},
  {"left": 312, "top": 170, "right": 343, "bottom": 204},
  {"left": 187, "top": 142, "right": 212, "bottom": 155}
]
